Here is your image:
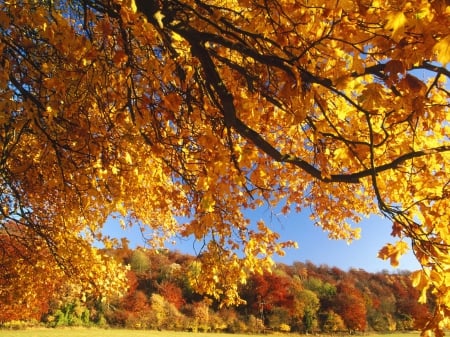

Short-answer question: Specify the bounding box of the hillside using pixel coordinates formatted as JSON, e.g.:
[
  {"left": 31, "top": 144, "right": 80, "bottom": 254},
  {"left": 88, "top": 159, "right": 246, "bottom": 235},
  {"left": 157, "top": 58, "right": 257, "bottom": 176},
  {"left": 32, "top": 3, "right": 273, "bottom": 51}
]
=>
[{"left": 1, "top": 247, "right": 432, "bottom": 333}]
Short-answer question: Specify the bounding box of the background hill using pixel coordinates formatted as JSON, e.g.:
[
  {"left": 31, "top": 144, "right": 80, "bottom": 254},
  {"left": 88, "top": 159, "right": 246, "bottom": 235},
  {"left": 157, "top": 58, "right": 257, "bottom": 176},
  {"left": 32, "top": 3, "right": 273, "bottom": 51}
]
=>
[{"left": 1, "top": 247, "right": 432, "bottom": 333}]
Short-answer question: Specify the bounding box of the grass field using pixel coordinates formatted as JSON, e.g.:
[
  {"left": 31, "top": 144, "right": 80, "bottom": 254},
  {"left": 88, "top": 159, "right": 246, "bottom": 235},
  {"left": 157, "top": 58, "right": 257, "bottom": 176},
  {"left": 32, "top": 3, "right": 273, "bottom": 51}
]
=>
[
  {"left": 0, "top": 328, "right": 422, "bottom": 337},
  {"left": 0, "top": 329, "right": 241, "bottom": 337},
  {"left": 0, "top": 329, "right": 248, "bottom": 337}
]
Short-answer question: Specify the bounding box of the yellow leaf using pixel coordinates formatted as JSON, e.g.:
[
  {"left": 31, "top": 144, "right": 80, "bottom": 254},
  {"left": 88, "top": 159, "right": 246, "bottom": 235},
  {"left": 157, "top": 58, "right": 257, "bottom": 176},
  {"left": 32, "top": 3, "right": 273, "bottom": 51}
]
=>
[
  {"left": 385, "top": 12, "right": 407, "bottom": 37},
  {"left": 200, "top": 193, "right": 216, "bottom": 213},
  {"left": 125, "top": 152, "right": 132, "bottom": 164},
  {"left": 378, "top": 241, "right": 409, "bottom": 267},
  {"left": 411, "top": 270, "right": 425, "bottom": 288},
  {"left": 111, "top": 165, "right": 119, "bottom": 174},
  {"left": 129, "top": 0, "right": 137, "bottom": 13},
  {"left": 433, "top": 35, "right": 450, "bottom": 66},
  {"left": 154, "top": 10, "right": 165, "bottom": 28},
  {"left": 171, "top": 32, "right": 184, "bottom": 42},
  {"left": 411, "top": 270, "right": 430, "bottom": 303}
]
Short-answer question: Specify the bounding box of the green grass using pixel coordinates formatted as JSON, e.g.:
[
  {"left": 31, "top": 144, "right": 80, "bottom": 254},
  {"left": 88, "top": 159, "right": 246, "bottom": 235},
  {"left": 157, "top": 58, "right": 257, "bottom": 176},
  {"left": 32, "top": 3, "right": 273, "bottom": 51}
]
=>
[
  {"left": 0, "top": 329, "right": 422, "bottom": 337},
  {"left": 0, "top": 328, "right": 248, "bottom": 337}
]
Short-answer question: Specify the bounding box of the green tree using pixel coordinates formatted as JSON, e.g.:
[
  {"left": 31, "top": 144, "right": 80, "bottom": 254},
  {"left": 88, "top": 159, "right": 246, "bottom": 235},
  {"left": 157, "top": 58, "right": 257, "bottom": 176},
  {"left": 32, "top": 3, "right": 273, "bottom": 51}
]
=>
[
  {"left": 129, "top": 249, "right": 151, "bottom": 274},
  {"left": 304, "top": 277, "right": 337, "bottom": 312},
  {"left": 292, "top": 288, "right": 320, "bottom": 333},
  {"left": 49, "top": 300, "right": 91, "bottom": 327}
]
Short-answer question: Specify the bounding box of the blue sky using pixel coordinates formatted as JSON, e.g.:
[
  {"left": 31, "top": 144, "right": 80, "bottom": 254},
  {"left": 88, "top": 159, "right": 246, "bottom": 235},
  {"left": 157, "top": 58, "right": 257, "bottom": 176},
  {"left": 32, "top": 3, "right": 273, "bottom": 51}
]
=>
[
  {"left": 104, "top": 208, "right": 421, "bottom": 273},
  {"left": 271, "top": 211, "right": 421, "bottom": 272}
]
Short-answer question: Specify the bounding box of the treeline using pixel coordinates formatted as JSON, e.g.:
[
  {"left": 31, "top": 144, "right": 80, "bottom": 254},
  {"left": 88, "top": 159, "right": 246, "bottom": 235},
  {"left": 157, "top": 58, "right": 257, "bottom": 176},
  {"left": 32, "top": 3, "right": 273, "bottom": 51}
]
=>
[{"left": 1, "top": 245, "right": 432, "bottom": 332}]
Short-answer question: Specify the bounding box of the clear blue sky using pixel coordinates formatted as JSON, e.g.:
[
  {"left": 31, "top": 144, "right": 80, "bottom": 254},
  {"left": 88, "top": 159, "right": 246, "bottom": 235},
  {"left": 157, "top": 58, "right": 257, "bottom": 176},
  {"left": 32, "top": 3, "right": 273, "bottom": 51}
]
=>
[
  {"left": 271, "top": 211, "right": 421, "bottom": 272},
  {"left": 104, "top": 208, "right": 421, "bottom": 273}
]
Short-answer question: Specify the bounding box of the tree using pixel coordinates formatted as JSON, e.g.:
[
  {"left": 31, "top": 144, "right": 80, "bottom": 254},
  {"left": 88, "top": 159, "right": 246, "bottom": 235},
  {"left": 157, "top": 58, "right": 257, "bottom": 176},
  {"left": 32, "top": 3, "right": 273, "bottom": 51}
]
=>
[
  {"left": 292, "top": 288, "right": 320, "bottom": 333},
  {"left": 0, "top": 230, "right": 54, "bottom": 322},
  {"left": 158, "top": 280, "right": 185, "bottom": 310},
  {"left": 122, "top": 290, "right": 152, "bottom": 328},
  {"left": 0, "top": 0, "right": 449, "bottom": 334},
  {"left": 335, "top": 281, "right": 367, "bottom": 332},
  {"left": 242, "top": 271, "right": 293, "bottom": 315},
  {"left": 148, "top": 293, "right": 184, "bottom": 330},
  {"left": 322, "top": 310, "right": 346, "bottom": 333},
  {"left": 129, "top": 249, "right": 151, "bottom": 274},
  {"left": 303, "top": 277, "right": 337, "bottom": 313}
]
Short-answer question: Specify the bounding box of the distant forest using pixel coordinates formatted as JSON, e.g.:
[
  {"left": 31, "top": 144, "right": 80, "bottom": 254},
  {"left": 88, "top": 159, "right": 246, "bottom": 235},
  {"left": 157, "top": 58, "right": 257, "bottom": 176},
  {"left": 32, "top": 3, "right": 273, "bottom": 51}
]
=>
[{"left": 1, "top": 245, "right": 432, "bottom": 333}]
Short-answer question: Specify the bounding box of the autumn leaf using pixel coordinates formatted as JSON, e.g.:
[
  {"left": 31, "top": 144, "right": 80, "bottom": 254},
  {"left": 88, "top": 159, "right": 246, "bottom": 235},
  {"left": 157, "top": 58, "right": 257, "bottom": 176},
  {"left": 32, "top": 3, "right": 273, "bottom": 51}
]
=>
[
  {"left": 399, "top": 74, "right": 427, "bottom": 95},
  {"left": 113, "top": 50, "right": 128, "bottom": 65},
  {"left": 433, "top": 35, "right": 450, "bottom": 66},
  {"left": 378, "top": 241, "right": 409, "bottom": 267},
  {"left": 384, "top": 60, "right": 406, "bottom": 84},
  {"left": 385, "top": 11, "right": 407, "bottom": 38}
]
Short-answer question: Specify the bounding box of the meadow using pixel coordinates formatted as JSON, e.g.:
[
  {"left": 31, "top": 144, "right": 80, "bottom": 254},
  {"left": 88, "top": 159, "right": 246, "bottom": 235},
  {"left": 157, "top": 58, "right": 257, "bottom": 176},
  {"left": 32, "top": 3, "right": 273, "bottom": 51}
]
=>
[
  {"left": 0, "top": 329, "right": 232, "bottom": 337},
  {"left": 0, "top": 329, "right": 421, "bottom": 337}
]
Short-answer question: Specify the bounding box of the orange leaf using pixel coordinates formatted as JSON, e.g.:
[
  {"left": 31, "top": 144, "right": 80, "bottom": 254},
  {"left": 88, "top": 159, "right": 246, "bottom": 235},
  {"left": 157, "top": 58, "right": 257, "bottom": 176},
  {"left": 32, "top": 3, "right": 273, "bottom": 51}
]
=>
[
  {"left": 113, "top": 50, "right": 128, "bottom": 65},
  {"left": 404, "top": 74, "right": 427, "bottom": 94},
  {"left": 384, "top": 60, "right": 405, "bottom": 84}
]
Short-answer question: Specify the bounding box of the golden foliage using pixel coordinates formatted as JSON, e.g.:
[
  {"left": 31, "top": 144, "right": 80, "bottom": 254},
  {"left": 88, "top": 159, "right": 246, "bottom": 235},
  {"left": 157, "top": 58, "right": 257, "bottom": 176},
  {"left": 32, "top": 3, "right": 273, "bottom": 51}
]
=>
[{"left": 0, "top": 0, "right": 449, "bottom": 333}]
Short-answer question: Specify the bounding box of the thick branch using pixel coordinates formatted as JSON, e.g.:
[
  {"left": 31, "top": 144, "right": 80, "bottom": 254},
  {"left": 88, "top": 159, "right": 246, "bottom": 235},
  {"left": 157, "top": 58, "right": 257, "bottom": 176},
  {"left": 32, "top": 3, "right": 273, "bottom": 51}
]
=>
[
  {"left": 132, "top": 1, "right": 450, "bottom": 185},
  {"left": 237, "top": 118, "right": 450, "bottom": 183}
]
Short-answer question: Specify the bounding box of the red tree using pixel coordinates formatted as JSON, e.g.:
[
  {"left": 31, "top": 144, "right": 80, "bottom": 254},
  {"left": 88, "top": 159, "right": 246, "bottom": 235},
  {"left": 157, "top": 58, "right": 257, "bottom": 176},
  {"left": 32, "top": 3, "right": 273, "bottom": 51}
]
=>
[
  {"left": 247, "top": 272, "right": 294, "bottom": 312},
  {"left": 335, "top": 281, "right": 367, "bottom": 331},
  {"left": 393, "top": 276, "right": 432, "bottom": 328},
  {"left": 159, "top": 280, "right": 185, "bottom": 310}
]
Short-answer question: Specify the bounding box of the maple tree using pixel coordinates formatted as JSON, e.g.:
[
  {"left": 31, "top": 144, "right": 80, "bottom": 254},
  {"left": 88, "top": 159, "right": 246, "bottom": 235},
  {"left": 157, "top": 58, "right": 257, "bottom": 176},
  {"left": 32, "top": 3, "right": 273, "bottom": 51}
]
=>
[
  {"left": 0, "top": 0, "right": 449, "bottom": 333},
  {"left": 0, "top": 229, "right": 53, "bottom": 322},
  {"left": 335, "top": 281, "right": 368, "bottom": 331},
  {"left": 158, "top": 280, "right": 185, "bottom": 310}
]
